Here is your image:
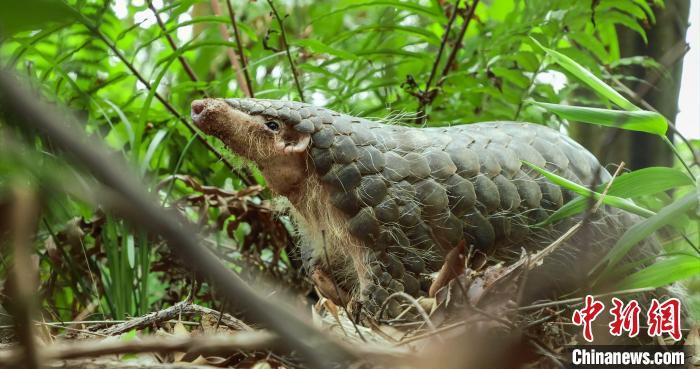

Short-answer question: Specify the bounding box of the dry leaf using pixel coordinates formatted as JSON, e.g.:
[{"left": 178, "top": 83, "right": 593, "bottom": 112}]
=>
[{"left": 429, "top": 241, "right": 466, "bottom": 297}]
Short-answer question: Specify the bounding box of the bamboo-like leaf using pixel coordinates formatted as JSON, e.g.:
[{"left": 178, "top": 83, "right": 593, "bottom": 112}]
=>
[
  {"left": 292, "top": 39, "right": 358, "bottom": 60},
  {"left": 523, "top": 161, "right": 655, "bottom": 218},
  {"left": 533, "top": 102, "right": 668, "bottom": 135},
  {"left": 596, "top": 192, "right": 699, "bottom": 272},
  {"left": 530, "top": 37, "right": 638, "bottom": 110},
  {"left": 311, "top": 1, "right": 445, "bottom": 23},
  {"left": 140, "top": 129, "right": 169, "bottom": 175},
  {"left": 614, "top": 254, "right": 700, "bottom": 289},
  {"left": 0, "top": 0, "right": 75, "bottom": 34},
  {"left": 540, "top": 167, "right": 694, "bottom": 225}
]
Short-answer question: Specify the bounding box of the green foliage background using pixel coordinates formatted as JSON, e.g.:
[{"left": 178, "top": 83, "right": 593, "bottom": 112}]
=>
[{"left": 0, "top": 0, "right": 698, "bottom": 325}]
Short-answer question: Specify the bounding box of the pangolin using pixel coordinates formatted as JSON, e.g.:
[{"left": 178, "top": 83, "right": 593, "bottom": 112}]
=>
[{"left": 191, "top": 98, "right": 646, "bottom": 316}]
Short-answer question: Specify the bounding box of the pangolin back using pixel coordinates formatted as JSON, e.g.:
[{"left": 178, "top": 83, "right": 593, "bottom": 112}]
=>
[{"left": 223, "top": 98, "right": 643, "bottom": 310}]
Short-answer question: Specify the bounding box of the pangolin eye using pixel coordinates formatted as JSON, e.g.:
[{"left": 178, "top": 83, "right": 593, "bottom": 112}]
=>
[{"left": 264, "top": 121, "right": 280, "bottom": 131}]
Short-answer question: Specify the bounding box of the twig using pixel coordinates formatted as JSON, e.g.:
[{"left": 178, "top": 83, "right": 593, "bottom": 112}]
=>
[
  {"left": 416, "top": 0, "right": 479, "bottom": 124},
  {"left": 528, "top": 339, "right": 567, "bottom": 369},
  {"left": 527, "top": 161, "right": 625, "bottom": 268},
  {"left": 634, "top": 39, "right": 689, "bottom": 100},
  {"left": 517, "top": 287, "right": 655, "bottom": 312},
  {"left": 610, "top": 77, "right": 700, "bottom": 168},
  {"left": 265, "top": 0, "right": 305, "bottom": 102},
  {"left": 436, "top": 0, "right": 479, "bottom": 88},
  {"left": 42, "top": 359, "right": 229, "bottom": 369},
  {"left": 376, "top": 292, "right": 440, "bottom": 339},
  {"left": 147, "top": 0, "right": 204, "bottom": 92},
  {"left": 424, "top": 0, "right": 460, "bottom": 96},
  {"left": 95, "top": 301, "right": 251, "bottom": 336},
  {"left": 73, "top": 13, "right": 256, "bottom": 185},
  {"left": 0, "top": 332, "right": 278, "bottom": 365},
  {"left": 211, "top": 0, "right": 253, "bottom": 98},
  {"left": 591, "top": 161, "right": 625, "bottom": 213},
  {"left": 415, "top": 0, "right": 460, "bottom": 124},
  {"left": 0, "top": 70, "right": 355, "bottom": 369},
  {"left": 7, "top": 187, "right": 41, "bottom": 369},
  {"left": 226, "top": 0, "right": 255, "bottom": 98}
]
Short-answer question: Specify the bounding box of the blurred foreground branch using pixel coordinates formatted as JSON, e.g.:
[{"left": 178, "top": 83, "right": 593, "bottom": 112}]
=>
[
  {"left": 0, "top": 70, "right": 354, "bottom": 369},
  {"left": 0, "top": 332, "right": 276, "bottom": 365}
]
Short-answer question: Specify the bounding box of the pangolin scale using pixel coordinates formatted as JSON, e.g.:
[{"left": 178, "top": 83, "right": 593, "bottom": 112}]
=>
[{"left": 192, "top": 98, "right": 645, "bottom": 316}]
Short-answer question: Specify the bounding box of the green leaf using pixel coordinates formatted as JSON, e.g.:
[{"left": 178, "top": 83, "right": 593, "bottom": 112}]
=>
[
  {"left": 541, "top": 167, "right": 694, "bottom": 225},
  {"left": 0, "top": 0, "right": 75, "bottom": 35},
  {"left": 140, "top": 129, "right": 169, "bottom": 175},
  {"left": 597, "top": 192, "right": 699, "bottom": 272},
  {"left": 126, "top": 234, "right": 135, "bottom": 269},
  {"left": 533, "top": 102, "right": 668, "bottom": 135},
  {"left": 312, "top": 1, "right": 445, "bottom": 23},
  {"left": 102, "top": 99, "right": 136, "bottom": 149},
  {"left": 529, "top": 37, "right": 638, "bottom": 111},
  {"left": 598, "top": 11, "right": 648, "bottom": 44},
  {"left": 614, "top": 254, "right": 700, "bottom": 289},
  {"left": 292, "top": 39, "right": 358, "bottom": 60},
  {"left": 523, "top": 161, "right": 655, "bottom": 218}
]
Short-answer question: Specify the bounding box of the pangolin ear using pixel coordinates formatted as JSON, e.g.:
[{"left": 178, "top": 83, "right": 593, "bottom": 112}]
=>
[
  {"left": 275, "top": 132, "right": 311, "bottom": 155},
  {"left": 283, "top": 134, "right": 311, "bottom": 154}
]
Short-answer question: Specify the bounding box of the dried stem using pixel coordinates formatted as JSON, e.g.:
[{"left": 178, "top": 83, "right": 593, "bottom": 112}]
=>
[
  {"left": 95, "top": 301, "right": 251, "bottom": 336},
  {"left": 266, "top": 0, "right": 305, "bottom": 102},
  {"left": 8, "top": 187, "right": 40, "bottom": 369},
  {"left": 517, "top": 287, "right": 656, "bottom": 312},
  {"left": 211, "top": 0, "right": 253, "bottom": 98},
  {"left": 0, "top": 70, "right": 355, "bottom": 369},
  {"left": 0, "top": 332, "right": 278, "bottom": 365},
  {"left": 376, "top": 292, "right": 439, "bottom": 337}
]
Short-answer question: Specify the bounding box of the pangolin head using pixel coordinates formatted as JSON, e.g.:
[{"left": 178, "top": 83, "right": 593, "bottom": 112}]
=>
[{"left": 191, "top": 98, "right": 318, "bottom": 162}]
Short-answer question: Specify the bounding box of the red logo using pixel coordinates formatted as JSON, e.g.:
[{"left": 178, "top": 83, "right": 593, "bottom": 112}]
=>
[
  {"left": 647, "top": 298, "right": 682, "bottom": 341},
  {"left": 571, "top": 295, "right": 683, "bottom": 342},
  {"left": 608, "top": 297, "right": 640, "bottom": 338},
  {"left": 572, "top": 295, "right": 605, "bottom": 342}
]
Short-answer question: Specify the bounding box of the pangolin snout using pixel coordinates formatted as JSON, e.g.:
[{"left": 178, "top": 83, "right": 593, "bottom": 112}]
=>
[
  {"left": 190, "top": 99, "right": 207, "bottom": 128},
  {"left": 191, "top": 98, "right": 230, "bottom": 132}
]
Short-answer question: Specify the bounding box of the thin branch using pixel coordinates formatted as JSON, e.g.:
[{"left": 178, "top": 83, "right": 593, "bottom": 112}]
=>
[
  {"left": 73, "top": 13, "right": 256, "bottom": 185},
  {"left": 266, "top": 0, "right": 305, "bottom": 102},
  {"left": 425, "top": 0, "right": 460, "bottom": 94},
  {"left": 517, "top": 287, "right": 655, "bottom": 312},
  {"left": 436, "top": 0, "right": 480, "bottom": 88},
  {"left": 95, "top": 301, "right": 251, "bottom": 336},
  {"left": 524, "top": 162, "right": 625, "bottom": 269},
  {"left": 416, "top": 0, "right": 479, "bottom": 124},
  {"left": 146, "top": 0, "right": 206, "bottom": 94},
  {"left": 415, "top": 0, "right": 460, "bottom": 124},
  {"left": 211, "top": 0, "right": 253, "bottom": 98},
  {"left": 42, "top": 360, "right": 232, "bottom": 369},
  {"left": 610, "top": 77, "right": 700, "bottom": 168},
  {"left": 226, "top": 0, "right": 255, "bottom": 98},
  {"left": 634, "top": 39, "right": 689, "bottom": 99},
  {"left": 0, "top": 70, "right": 355, "bottom": 369},
  {"left": 376, "top": 292, "right": 439, "bottom": 337}
]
